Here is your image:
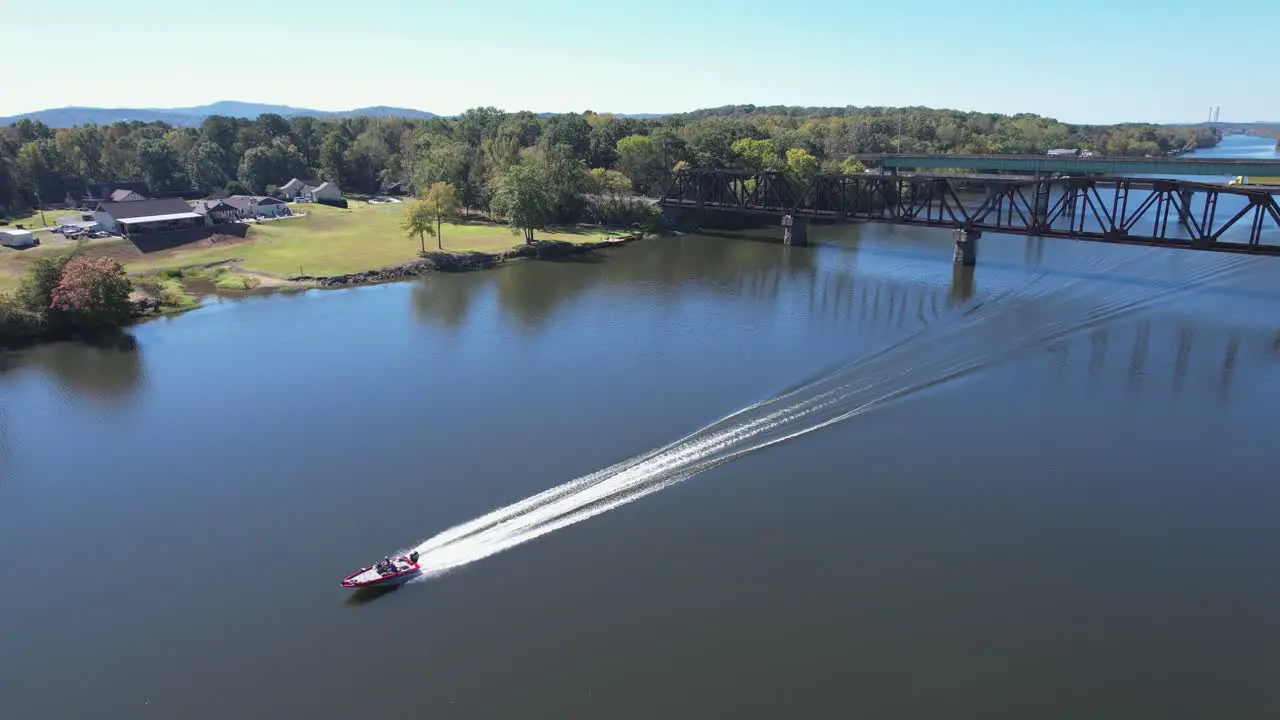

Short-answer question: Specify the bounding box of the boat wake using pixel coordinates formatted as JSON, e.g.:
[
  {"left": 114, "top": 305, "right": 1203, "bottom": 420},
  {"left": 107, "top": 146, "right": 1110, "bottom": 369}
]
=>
[{"left": 400, "top": 249, "right": 1252, "bottom": 581}]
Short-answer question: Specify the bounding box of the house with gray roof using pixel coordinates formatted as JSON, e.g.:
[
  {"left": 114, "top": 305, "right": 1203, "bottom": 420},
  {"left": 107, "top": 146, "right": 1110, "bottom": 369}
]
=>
[
  {"left": 190, "top": 200, "right": 240, "bottom": 225},
  {"left": 223, "top": 195, "right": 291, "bottom": 218},
  {"left": 93, "top": 197, "right": 202, "bottom": 236},
  {"left": 280, "top": 178, "right": 342, "bottom": 203}
]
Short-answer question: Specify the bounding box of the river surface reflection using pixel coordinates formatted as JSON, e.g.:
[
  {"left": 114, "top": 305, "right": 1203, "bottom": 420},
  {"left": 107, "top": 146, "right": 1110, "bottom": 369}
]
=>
[{"left": 2, "top": 144, "right": 1280, "bottom": 719}]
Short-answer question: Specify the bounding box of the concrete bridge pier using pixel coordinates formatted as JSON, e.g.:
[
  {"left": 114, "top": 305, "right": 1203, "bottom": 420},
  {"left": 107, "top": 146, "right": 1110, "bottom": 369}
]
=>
[
  {"left": 953, "top": 229, "right": 979, "bottom": 266},
  {"left": 660, "top": 206, "right": 682, "bottom": 231},
  {"left": 782, "top": 214, "right": 808, "bottom": 246}
]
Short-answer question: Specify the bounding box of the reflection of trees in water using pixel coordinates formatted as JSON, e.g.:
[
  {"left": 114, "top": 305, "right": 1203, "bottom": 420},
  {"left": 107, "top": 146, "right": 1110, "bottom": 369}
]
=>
[
  {"left": 1, "top": 334, "right": 144, "bottom": 402},
  {"left": 494, "top": 255, "right": 610, "bottom": 330},
  {"left": 411, "top": 274, "right": 480, "bottom": 331},
  {"left": 490, "top": 237, "right": 823, "bottom": 331},
  {"left": 483, "top": 235, "right": 973, "bottom": 335}
]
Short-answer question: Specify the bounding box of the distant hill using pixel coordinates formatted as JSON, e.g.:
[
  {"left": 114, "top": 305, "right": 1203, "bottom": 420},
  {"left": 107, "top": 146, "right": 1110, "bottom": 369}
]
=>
[
  {"left": 534, "top": 111, "right": 670, "bottom": 119},
  {"left": 0, "top": 101, "right": 438, "bottom": 127}
]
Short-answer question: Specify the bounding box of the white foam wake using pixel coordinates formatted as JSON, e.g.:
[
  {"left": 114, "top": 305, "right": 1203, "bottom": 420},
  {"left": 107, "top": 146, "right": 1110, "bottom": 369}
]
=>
[{"left": 401, "top": 249, "right": 1252, "bottom": 580}]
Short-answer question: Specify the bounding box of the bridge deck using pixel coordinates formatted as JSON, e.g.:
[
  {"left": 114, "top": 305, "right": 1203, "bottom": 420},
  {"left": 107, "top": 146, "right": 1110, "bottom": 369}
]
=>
[{"left": 843, "top": 153, "right": 1280, "bottom": 178}]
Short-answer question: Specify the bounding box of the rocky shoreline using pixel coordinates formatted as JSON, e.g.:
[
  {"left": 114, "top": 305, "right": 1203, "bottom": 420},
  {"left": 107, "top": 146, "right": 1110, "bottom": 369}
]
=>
[{"left": 285, "top": 233, "right": 644, "bottom": 288}]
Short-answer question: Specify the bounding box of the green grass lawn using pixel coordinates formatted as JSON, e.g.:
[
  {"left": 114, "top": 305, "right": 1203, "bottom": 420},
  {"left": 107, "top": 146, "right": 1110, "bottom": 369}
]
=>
[
  {"left": 198, "top": 202, "right": 607, "bottom": 277},
  {"left": 1, "top": 202, "right": 612, "bottom": 291},
  {"left": 0, "top": 207, "right": 88, "bottom": 229},
  {"left": 0, "top": 269, "right": 22, "bottom": 293}
]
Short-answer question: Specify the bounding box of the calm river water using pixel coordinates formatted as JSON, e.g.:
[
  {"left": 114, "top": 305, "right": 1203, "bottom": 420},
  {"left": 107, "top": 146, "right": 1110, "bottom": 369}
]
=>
[{"left": 3, "top": 135, "right": 1280, "bottom": 719}]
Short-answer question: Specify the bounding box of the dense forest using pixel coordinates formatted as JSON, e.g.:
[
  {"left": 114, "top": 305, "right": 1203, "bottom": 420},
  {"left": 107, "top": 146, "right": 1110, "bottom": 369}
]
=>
[{"left": 0, "top": 104, "right": 1220, "bottom": 222}]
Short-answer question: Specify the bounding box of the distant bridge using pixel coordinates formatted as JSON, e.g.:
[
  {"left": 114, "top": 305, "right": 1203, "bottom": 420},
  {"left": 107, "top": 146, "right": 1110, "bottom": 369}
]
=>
[
  {"left": 840, "top": 153, "right": 1280, "bottom": 179},
  {"left": 657, "top": 169, "right": 1280, "bottom": 260}
]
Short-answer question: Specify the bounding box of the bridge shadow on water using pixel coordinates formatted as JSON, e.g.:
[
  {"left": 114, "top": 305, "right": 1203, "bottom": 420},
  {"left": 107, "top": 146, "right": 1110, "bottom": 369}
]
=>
[
  {"left": 408, "top": 227, "right": 1280, "bottom": 351},
  {"left": 1021, "top": 317, "right": 1280, "bottom": 407},
  {"left": 807, "top": 231, "right": 1280, "bottom": 304}
]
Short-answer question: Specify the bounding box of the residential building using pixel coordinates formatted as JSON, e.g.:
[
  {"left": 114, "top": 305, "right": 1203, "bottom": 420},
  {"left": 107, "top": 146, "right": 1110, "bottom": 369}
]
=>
[
  {"left": 279, "top": 178, "right": 318, "bottom": 198},
  {"left": 280, "top": 177, "right": 342, "bottom": 202},
  {"left": 110, "top": 188, "right": 146, "bottom": 202},
  {"left": 65, "top": 182, "right": 150, "bottom": 207},
  {"left": 223, "top": 195, "right": 291, "bottom": 218},
  {"left": 93, "top": 198, "right": 203, "bottom": 236},
  {"left": 190, "top": 200, "right": 241, "bottom": 225}
]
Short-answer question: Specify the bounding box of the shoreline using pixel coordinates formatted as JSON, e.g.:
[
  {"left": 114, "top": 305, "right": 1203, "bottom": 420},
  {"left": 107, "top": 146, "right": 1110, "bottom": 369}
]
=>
[
  {"left": 125, "top": 232, "right": 647, "bottom": 318},
  {"left": 283, "top": 232, "right": 645, "bottom": 288},
  {"left": 4, "top": 232, "right": 649, "bottom": 349}
]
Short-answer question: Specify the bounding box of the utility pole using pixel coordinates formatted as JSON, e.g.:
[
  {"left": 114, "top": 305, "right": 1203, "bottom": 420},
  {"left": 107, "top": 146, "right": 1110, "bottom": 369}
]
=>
[
  {"left": 32, "top": 186, "right": 46, "bottom": 227},
  {"left": 897, "top": 111, "right": 903, "bottom": 154}
]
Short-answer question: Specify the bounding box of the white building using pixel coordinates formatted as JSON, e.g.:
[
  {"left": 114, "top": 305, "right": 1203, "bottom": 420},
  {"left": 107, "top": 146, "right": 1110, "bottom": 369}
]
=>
[
  {"left": 0, "top": 229, "right": 37, "bottom": 248},
  {"left": 224, "top": 195, "right": 291, "bottom": 218},
  {"left": 280, "top": 178, "right": 342, "bottom": 203},
  {"left": 307, "top": 182, "right": 342, "bottom": 202}
]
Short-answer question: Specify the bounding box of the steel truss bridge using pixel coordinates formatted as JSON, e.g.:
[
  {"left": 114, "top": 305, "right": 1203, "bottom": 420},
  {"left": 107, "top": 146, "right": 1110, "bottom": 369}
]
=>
[
  {"left": 658, "top": 169, "right": 1280, "bottom": 255},
  {"left": 838, "top": 152, "right": 1280, "bottom": 178}
]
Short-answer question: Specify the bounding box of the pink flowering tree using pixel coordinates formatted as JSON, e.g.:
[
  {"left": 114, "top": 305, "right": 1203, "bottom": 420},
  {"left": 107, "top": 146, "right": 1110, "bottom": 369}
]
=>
[{"left": 49, "top": 256, "right": 133, "bottom": 329}]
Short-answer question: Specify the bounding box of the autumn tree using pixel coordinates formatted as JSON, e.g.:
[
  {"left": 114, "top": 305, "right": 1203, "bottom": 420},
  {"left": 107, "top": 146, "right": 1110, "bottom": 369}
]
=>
[
  {"left": 402, "top": 198, "right": 437, "bottom": 254},
  {"left": 48, "top": 255, "right": 133, "bottom": 329},
  {"left": 423, "top": 181, "right": 461, "bottom": 251},
  {"left": 16, "top": 247, "right": 80, "bottom": 314}
]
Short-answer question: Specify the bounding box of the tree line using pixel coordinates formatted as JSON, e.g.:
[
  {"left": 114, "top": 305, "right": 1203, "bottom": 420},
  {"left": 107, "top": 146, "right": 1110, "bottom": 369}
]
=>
[{"left": 0, "top": 105, "right": 1220, "bottom": 225}]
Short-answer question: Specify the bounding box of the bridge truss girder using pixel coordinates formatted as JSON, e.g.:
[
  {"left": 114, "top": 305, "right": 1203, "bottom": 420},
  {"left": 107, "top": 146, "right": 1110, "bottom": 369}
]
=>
[{"left": 659, "top": 170, "right": 1280, "bottom": 254}]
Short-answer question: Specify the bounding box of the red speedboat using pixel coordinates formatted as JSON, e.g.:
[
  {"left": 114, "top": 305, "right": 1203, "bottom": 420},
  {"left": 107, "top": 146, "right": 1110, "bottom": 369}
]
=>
[{"left": 341, "top": 551, "right": 421, "bottom": 588}]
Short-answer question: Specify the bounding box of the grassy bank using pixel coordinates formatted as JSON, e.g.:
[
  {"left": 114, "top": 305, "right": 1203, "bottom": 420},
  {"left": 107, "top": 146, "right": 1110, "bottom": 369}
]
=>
[
  {"left": 1, "top": 207, "right": 66, "bottom": 229},
  {"left": 0, "top": 202, "right": 618, "bottom": 295}
]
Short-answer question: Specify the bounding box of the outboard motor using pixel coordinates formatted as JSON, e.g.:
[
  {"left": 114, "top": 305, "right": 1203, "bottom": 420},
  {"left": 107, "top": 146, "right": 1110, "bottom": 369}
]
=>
[{"left": 409, "top": 551, "right": 420, "bottom": 563}]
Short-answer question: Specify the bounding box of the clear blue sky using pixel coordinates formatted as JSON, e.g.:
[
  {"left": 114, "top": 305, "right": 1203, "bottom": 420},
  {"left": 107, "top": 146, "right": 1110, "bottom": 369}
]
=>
[{"left": 7, "top": 0, "right": 1277, "bottom": 124}]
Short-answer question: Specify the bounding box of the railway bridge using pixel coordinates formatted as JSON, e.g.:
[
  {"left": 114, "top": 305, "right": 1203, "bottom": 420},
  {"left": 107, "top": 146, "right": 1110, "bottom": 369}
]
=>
[
  {"left": 657, "top": 169, "right": 1280, "bottom": 264},
  {"left": 838, "top": 152, "right": 1280, "bottom": 179}
]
